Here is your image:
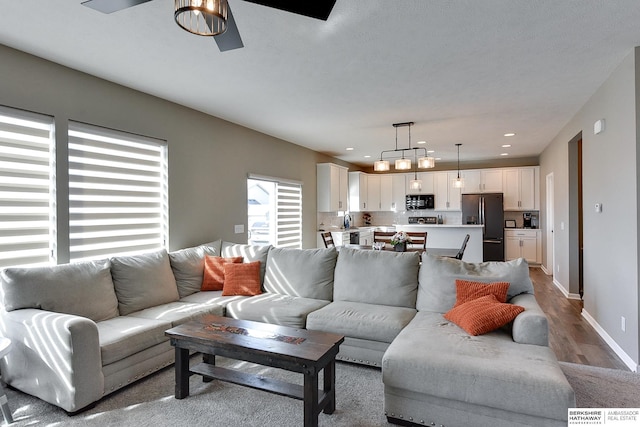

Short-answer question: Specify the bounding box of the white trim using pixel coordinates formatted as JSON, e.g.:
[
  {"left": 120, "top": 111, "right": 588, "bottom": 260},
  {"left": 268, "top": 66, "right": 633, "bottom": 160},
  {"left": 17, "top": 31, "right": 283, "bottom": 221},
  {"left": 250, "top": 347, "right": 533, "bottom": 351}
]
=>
[
  {"left": 540, "top": 264, "right": 551, "bottom": 275},
  {"left": 248, "top": 173, "right": 303, "bottom": 186},
  {"left": 552, "top": 278, "right": 569, "bottom": 297},
  {"left": 567, "top": 293, "right": 582, "bottom": 300},
  {"left": 581, "top": 309, "right": 638, "bottom": 372}
]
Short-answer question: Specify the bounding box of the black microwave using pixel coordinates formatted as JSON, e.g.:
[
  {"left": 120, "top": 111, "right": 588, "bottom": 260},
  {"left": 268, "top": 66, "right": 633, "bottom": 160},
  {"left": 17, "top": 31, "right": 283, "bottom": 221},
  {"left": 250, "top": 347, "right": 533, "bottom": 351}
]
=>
[{"left": 406, "top": 194, "right": 434, "bottom": 210}]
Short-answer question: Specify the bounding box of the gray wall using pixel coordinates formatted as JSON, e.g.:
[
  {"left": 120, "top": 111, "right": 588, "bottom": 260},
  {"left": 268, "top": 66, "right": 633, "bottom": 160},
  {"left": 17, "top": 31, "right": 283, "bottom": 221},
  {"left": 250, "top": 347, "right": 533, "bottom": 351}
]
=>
[
  {"left": 0, "top": 44, "right": 352, "bottom": 252},
  {"left": 540, "top": 48, "right": 639, "bottom": 367}
]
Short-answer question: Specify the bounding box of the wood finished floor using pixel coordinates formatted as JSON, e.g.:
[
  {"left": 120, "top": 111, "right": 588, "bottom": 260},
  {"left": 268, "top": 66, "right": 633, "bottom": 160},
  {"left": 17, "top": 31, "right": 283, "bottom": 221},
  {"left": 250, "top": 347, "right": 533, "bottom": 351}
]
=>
[{"left": 529, "top": 267, "right": 629, "bottom": 371}]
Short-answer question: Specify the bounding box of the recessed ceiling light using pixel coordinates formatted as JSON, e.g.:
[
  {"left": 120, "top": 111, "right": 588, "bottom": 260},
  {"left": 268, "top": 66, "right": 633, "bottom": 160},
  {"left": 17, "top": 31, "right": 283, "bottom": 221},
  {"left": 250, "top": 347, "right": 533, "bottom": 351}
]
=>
[
  {"left": 427, "top": 150, "right": 435, "bottom": 153},
  {"left": 501, "top": 144, "right": 511, "bottom": 148},
  {"left": 416, "top": 140, "right": 426, "bottom": 145},
  {"left": 364, "top": 155, "right": 371, "bottom": 158},
  {"left": 504, "top": 133, "right": 516, "bottom": 137},
  {"left": 346, "top": 147, "right": 354, "bottom": 151},
  {"left": 501, "top": 153, "right": 509, "bottom": 156},
  {"left": 435, "top": 157, "right": 442, "bottom": 161}
]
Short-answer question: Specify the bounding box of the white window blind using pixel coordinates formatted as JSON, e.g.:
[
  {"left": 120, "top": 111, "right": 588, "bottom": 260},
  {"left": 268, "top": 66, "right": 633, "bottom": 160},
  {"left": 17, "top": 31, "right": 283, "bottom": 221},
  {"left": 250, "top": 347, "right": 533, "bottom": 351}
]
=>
[
  {"left": 275, "top": 181, "right": 302, "bottom": 248},
  {"left": 0, "top": 107, "right": 55, "bottom": 268},
  {"left": 68, "top": 122, "right": 168, "bottom": 262}
]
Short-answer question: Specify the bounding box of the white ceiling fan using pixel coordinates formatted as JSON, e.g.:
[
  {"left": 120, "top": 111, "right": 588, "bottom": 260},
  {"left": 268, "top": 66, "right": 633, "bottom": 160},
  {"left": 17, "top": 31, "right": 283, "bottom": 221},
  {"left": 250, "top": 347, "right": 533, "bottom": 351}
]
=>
[{"left": 81, "top": 0, "right": 336, "bottom": 52}]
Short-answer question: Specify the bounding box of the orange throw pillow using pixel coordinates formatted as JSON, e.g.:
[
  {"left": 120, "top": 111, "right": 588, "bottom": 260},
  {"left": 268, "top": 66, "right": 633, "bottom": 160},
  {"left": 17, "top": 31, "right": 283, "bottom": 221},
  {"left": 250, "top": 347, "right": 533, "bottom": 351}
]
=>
[
  {"left": 222, "top": 261, "right": 262, "bottom": 296},
  {"left": 444, "top": 294, "right": 525, "bottom": 336},
  {"left": 201, "top": 256, "right": 243, "bottom": 291},
  {"left": 453, "top": 279, "right": 510, "bottom": 307}
]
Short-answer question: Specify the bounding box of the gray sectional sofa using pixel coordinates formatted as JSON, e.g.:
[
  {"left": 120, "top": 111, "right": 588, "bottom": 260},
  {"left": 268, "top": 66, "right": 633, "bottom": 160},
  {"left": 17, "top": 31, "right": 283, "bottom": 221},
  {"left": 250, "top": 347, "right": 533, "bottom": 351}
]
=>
[{"left": 0, "top": 240, "right": 575, "bottom": 426}]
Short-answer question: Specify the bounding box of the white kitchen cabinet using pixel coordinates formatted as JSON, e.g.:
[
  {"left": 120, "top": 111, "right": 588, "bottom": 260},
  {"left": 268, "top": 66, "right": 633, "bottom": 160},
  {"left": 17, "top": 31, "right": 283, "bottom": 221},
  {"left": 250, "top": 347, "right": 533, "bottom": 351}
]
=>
[
  {"left": 348, "top": 171, "right": 368, "bottom": 211},
  {"left": 462, "top": 169, "right": 503, "bottom": 193},
  {"left": 391, "top": 174, "right": 407, "bottom": 211},
  {"left": 359, "top": 228, "right": 374, "bottom": 245},
  {"left": 406, "top": 172, "right": 434, "bottom": 194},
  {"left": 434, "top": 172, "right": 461, "bottom": 211},
  {"left": 380, "top": 175, "right": 393, "bottom": 210},
  {"left": 503, "top": 167, "right": 537, "bottom": 210},
  {"left": 367, "top": 174, "right": 381, "bottom": 211},
  {"left": 505, "top": 229, "right": 540, "bottom": 263},
  {"left": 317, "top": 163, "right": 348, "bottom": 212}
]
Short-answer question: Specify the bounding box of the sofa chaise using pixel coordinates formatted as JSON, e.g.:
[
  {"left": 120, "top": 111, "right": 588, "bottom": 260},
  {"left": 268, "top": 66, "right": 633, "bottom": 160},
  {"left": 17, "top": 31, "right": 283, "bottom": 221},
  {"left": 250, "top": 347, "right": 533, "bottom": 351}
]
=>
[{"left": 0, "top": 241, "right": 575, "bottom": 426}]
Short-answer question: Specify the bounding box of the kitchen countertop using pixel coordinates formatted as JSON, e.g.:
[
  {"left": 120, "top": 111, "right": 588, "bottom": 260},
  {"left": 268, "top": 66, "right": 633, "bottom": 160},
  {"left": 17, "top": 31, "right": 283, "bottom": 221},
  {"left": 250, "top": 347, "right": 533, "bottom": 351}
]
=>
[{"left": 399, "top": 224, "right": 484, "bottom": 228}]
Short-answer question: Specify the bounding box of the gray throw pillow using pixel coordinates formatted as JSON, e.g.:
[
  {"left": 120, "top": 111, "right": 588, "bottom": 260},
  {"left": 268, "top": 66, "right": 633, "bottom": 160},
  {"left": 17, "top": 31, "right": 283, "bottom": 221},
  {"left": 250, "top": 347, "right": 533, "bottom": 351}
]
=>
[
  {"left": 263, "top": 247, "right": 337, "bottom": 300},
  {"left": 1, "top": 259, "right": 119, "bottom": 322},
  {"left": 416, "top": 253, "right": 534, "bottom": 313},
  {"left": 110, "top": 249, "right": 179, "bottom": 315}
]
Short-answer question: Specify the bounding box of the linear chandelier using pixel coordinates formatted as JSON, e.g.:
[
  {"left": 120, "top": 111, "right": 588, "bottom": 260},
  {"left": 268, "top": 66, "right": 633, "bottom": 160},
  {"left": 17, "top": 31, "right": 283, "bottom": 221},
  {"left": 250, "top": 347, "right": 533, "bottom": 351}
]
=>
[
  {"left": 374, "top": 122, "right": 436, "bottom": 172},
  {"left": 174, "top": 0, "right": 228, "bottom": 36}
]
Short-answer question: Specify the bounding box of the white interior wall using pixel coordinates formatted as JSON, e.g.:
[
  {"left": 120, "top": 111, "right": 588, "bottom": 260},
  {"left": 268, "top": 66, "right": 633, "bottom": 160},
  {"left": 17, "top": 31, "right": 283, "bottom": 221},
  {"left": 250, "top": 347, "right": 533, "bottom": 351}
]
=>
[{"left": 540, "top": 48, "right": 639, "bottom": 369}]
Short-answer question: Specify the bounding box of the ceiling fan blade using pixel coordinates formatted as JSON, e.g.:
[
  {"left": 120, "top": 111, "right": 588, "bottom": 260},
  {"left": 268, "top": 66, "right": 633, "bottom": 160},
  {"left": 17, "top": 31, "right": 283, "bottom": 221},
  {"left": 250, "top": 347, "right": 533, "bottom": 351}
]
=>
[
  {"left": 213, "top": 4, "right": 244, "bottom": 52},
  {"left": 243, "top": 0, "right": 336, "bottom": 20},
  {"left": 81, "top": 0, "right": 153, "bottom": 14}
]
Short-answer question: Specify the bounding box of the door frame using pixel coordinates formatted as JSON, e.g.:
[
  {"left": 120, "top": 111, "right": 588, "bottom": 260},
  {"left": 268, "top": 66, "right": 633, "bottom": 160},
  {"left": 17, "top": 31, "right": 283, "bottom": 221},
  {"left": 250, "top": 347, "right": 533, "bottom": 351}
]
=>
[{"left": 545, "top": 172, "right": 554, "bottom": 276}]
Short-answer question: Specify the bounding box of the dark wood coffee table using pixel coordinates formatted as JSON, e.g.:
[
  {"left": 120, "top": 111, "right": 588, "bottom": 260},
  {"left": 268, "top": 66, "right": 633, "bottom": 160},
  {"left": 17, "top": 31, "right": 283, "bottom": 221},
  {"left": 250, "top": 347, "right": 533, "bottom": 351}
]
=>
[{"left": 165, "top": 314, "right": 344, "bottom": 427}]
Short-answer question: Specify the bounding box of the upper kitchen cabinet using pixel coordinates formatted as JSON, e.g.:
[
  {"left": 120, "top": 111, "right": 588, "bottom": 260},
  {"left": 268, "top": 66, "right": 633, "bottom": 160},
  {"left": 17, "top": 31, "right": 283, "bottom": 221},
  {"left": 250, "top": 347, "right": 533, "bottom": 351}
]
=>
[
  {"left": 317, "top": 163, "right": 348, "bottom": 212},
  {"left": 461, "top": 169, "right": 503, "bottom": 193},
  {"left": 434, "top": 172, "right": 461, "bottom": 211},
  {"left": 406, "top": 172, "right": 435, "bottom": 194},
  {"left": 348, "top": 171, "right": 368, "bottom": 212},
  {"left": 390, "top": 174, "right": 407, "bottom": 211},
  {"left": 503, "top": 167, "right": 539, "bottom": 210}
]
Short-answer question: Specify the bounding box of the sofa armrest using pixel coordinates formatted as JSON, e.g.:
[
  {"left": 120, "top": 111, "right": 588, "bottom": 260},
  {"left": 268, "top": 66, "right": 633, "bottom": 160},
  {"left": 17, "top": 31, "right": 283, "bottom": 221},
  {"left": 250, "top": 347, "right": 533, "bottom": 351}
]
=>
[
  {"left": 509, "top": 293, "right": 549, "bottom": 347},
  {"left": 0, "top": 308, "right": 104, "bottom": 412}
]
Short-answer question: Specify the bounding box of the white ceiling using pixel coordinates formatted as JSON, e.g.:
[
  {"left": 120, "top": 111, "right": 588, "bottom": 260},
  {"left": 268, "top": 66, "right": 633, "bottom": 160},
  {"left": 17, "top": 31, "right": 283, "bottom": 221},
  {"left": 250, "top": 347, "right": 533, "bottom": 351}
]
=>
[{"left": 2, "top": 1, "right": 640, "bottom": 166}]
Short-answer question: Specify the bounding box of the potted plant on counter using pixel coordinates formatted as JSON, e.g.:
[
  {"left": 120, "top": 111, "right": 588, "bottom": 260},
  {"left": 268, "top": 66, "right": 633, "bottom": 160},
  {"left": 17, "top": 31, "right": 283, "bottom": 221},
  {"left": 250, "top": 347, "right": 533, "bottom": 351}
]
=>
[{"left": 390, "top": 231, "right": 412, "bottom": 252}]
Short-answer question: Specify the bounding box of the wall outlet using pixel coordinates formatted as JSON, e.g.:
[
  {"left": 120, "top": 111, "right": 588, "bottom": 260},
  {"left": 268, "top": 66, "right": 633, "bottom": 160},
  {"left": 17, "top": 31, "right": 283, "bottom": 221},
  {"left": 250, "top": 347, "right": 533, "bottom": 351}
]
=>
[
  {"left": 234, "top": 224, "right": 244, "bottom": 234},
  {"left": 621, "top": 316, "right": 626, "bottom": 332}
]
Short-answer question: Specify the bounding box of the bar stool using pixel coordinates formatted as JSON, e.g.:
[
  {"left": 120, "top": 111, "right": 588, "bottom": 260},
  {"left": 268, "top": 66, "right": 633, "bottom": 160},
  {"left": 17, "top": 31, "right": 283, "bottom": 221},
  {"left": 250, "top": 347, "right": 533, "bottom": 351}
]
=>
[{"left": 0, "top": 337, "right": 13, "bottom": 425}]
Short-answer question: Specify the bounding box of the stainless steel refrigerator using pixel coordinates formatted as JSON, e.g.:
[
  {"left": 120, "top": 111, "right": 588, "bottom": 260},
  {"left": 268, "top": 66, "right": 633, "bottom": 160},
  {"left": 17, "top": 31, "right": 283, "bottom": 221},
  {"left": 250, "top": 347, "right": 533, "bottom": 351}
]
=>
[{"left": 461, "top": 193, "right": 504, "bottom": 261}]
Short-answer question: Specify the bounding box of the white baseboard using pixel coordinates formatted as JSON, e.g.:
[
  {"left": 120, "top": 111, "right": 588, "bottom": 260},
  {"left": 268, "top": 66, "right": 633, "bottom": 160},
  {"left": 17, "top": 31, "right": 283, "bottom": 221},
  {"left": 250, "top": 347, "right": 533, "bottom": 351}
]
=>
[
  {"left": 581, "top": 309, "right": 638, "bottom": 372},
  {"left": 540, "top": 264, "right": 551, "bottom": 275},
  {"left": 567, "top": 292, "right": 582, "bottom": 300},
  {"left": 552, "top": 278, "right": 569, "bottom": 297}
]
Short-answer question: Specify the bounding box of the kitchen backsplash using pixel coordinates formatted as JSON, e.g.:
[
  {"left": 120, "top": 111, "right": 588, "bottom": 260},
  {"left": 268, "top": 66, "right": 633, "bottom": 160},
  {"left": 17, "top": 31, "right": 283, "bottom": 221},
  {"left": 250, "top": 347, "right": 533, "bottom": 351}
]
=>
[{"left": 317, "top": 210, "right": 540, "bottom": 230}]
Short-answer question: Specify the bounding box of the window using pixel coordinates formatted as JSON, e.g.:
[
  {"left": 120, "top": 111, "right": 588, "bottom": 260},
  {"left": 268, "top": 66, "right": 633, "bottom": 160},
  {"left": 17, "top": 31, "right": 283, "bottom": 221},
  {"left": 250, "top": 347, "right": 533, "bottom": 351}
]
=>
[
  {"left": 247, "top": 176, "right": 302, "bottom": 248},
  {"left": 0, "top": 107, "right": 55, "bottom": 268},
  {"left": 68, "top": 122, "right": 168, "bottom": 262}
]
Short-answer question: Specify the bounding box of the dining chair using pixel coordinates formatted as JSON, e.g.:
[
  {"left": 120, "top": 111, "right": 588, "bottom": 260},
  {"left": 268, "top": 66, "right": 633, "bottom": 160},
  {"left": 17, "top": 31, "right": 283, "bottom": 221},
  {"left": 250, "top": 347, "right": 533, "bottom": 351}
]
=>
[
  {"left": 454, "top": 234, "right": 471, "bottom": 260},
  {"left": 321, "top": 232, "right": 335, "bottom": 248},
  {"left": 373, "top": 231, "right": 395, "bottom": 249},
  {"left": 406, "top": 232, "right": 428, "bottom": 251}
]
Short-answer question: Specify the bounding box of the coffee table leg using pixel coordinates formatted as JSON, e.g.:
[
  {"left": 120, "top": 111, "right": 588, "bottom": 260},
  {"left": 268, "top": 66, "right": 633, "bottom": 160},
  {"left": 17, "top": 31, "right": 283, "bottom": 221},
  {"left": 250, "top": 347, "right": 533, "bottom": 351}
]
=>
[
  {"left": 303, "top": 370, "right": 319, "bottom": 427},
  {"left": 202, "top": 353, "right": 215, "bottom": 383},
  {"left": 175, "top": 347, "right": 190, "bottom": 399},
  {"left": 323, "top": 360, "right": 336, "bottom": 414}
]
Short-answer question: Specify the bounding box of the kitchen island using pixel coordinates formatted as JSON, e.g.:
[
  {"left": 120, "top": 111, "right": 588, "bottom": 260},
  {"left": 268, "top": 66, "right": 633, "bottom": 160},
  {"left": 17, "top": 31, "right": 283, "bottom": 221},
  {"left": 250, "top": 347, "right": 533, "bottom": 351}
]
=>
[{"left": 395, "top": 224, "right": 484, "bottom": 262}]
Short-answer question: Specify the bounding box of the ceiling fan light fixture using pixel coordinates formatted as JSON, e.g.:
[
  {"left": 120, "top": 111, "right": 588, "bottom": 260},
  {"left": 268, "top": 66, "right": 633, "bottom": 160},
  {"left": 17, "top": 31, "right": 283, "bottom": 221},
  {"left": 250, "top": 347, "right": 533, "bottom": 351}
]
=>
[{"left": 175, "top": 0, "right": 228, "bottom": 36}]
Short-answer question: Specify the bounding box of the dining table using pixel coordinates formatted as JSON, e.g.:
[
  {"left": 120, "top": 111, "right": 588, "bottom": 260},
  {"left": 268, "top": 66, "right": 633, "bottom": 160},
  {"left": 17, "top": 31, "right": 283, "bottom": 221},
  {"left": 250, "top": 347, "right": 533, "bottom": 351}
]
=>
[{"left": 338, "top": 245, "right": 459, "bottom": 258}]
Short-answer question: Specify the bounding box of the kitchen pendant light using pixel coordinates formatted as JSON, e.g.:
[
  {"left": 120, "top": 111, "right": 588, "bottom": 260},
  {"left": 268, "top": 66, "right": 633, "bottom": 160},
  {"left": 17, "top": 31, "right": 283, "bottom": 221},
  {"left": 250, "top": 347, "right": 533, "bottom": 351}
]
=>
[
  {"left": 375, "top": 122, "right": 435, "bottom": 172},
  {"left": 175, "top": 0, "right": 228, "bottom": 36},
  {"left": 408, "top": 149, "right": 422, "bottom": 190},
  {"left": 453, "top": 143, "right": 465, "bottom": 189}
]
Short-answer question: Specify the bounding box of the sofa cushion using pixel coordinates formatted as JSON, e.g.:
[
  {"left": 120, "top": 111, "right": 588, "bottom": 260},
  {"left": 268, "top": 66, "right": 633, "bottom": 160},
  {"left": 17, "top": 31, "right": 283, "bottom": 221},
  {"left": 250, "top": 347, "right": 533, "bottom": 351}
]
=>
[
  {"left": 202, "top": 256, "right": 243, "bottom": 291},
  {"left": 168, "top": 242, "right": 221, "bottom": 298},
  {"left": 444, "top": 294, "right": 525, "bottom": 336},
  {"left": 417, "top": 253, "right": 534, "bottom": 313},
  {"left": 179, "top": 290, "right": 247, "bottom": 308},
  {"left": 221, "top": 242, "right": 271, "bottom": 284},
  {"left": 0, "top": 259, "right": 119, "bottom": 322},
  {"left": 110, "top": 250, "right": 179, "bottom": 316},
  {"left": 97, "top": 316, "right": 171, "bottom": 366},
  {"left": 382, "top": 311, "right": 575, "bottom": 421},
  {"left": 333, "top": 248, "right": 420, "bottom": 308},
  {"left": 225, "top": 293, "right": 330, "bottom": 328},
  {"left": 307, "top": 301, "right": 417, "bottom": 344},
  {"left": 263, "top": 247, "right": 337, "bottom": 300},
  {"left": 127, "top": 301, "right": 224, "bottom": 326}
]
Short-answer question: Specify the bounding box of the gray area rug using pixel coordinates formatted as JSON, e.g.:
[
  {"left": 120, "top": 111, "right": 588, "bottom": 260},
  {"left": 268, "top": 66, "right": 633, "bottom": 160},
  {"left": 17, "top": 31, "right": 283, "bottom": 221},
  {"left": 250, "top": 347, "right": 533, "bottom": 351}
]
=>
[{"left": 5, "top": 358, "right": 640, "bottom": 426}]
